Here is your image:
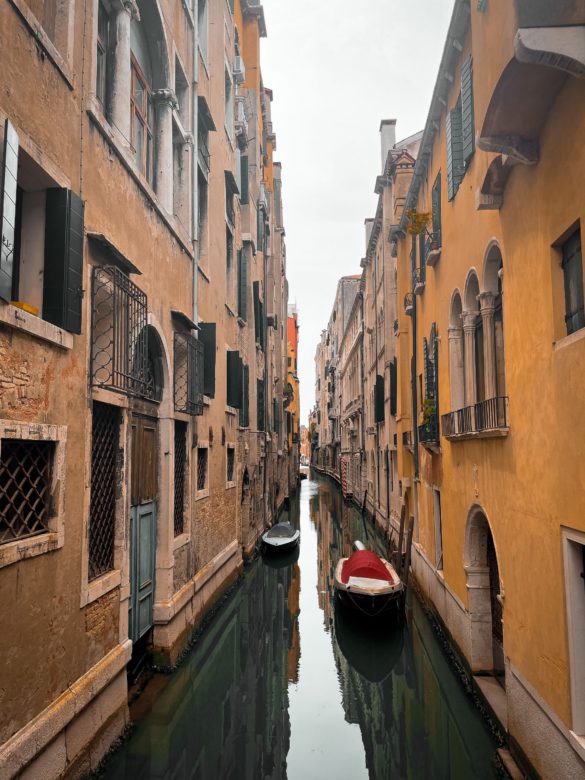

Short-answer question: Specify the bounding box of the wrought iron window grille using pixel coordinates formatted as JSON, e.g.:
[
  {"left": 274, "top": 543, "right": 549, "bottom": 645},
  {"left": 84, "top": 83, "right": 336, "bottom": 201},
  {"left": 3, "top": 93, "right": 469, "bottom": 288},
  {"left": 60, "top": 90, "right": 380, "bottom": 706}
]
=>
[
  {"left": 0, "top": 439, "right": 53, "bottom": 545},
  {"left": 89, "top": 403, "right": 119, "bottom": 580},
  {"left": 197, "top": 447, "right": 208, "bottom": 492},
  {"left": 174, "top": 331, "right": 204, "bottom": 415},
  {"left": 92, "top": 265, "right": 153, "bottom": 399},
  {"left": 227, "top": 447, "right": 235, "bottom": 483}
]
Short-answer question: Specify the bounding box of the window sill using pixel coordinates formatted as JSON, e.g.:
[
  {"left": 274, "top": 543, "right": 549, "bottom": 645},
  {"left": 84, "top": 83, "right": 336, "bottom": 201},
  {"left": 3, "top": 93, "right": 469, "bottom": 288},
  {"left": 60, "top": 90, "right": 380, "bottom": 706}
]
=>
[
  {"left": 568, "top": 732, "right": 585, "bottom": 763},
  {"left": 553, "top": 327, "right": 585, "bottom": 352},
  {"left": 0, "top": 301, "right": 73, "bottom": 349},
  {"left": 226, "top": 481, "right": 236, "bottom": 489},
  {"left": 8, "top": 0, "right": 74, "bottom": 90},
  {"left": 444, "top": 427, "right": 509, "bottom": 441},
  {"left": 173, "top": 532, "right": 190, "bottom": 551},
  {"left": 87, "top": 102, "right": 194, "bottom": 259},
  {"left": 195, "top": 489, "right": 209, "bottom": 501},
  {"left": 0, "top": 532, "right": 62, "bottom": 570},
  {"left": 225, "top": 406, "right": 237, "bottom": 416},
  {"left": 237, "top": 316, "right": 246, "bottom": 328},
  {"left": 84, "top": 569, "right": 122, "bottom": 606}
]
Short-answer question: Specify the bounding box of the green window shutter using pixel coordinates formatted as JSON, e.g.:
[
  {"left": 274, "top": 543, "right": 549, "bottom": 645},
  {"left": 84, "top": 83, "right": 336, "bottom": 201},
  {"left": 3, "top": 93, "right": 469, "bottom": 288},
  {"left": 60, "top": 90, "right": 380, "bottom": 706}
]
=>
[
  {"left": 43, "top": 188, "right": 84, "bottom": 334},
  {"left": 240, "top": 363, "right": 249, "bottom": 427},
  {"left": 199, "top": 322, "right": 216, "bottom": 398},
  {"left": 461, "top": 57, "right": 475, "bottom": 165},
  {"left": 257, "top": 378, "right": 265, "bottom": 431},
  {"left": 227, "top": 350, "right": 241, "bottom": 408},
  {"left": 253, "top": 281, "right": 261, "bottom": 344},
  {"left": 374, "top": 374, "right": 385, "bottom": 423},
  {"left": 390, "top": 357, "right": 397, "bottom": 417},
  {"left": 0, "top": 120, "right": 19, "bottom": 304},
  {"left": 240, "top": 155, "right": 249, "bottom": 205},
  {"left": 432, "top": 173, "right": 441, "bottom": 246},
  {"left": 446, "top": 98, "right": 464, "bottom": 201},
  {"left": 237, "top": 248, "right": 248, "bottom": 320},
  {"left": 257, "top": 203, "right": 264, "bottom": 252}
]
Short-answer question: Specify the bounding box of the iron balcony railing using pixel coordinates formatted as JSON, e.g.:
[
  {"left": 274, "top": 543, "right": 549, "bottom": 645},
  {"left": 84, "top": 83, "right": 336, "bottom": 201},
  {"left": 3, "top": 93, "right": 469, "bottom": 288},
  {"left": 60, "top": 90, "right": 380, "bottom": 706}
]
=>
[
  {"left": 418, "top": 417, "right": 439, "bottom": 446},
  {"left": 174, "top": 331, "right": 204, "bottom": 416},
  {"left": 441, "top": 396, "right": 509, "bottom": 438}
]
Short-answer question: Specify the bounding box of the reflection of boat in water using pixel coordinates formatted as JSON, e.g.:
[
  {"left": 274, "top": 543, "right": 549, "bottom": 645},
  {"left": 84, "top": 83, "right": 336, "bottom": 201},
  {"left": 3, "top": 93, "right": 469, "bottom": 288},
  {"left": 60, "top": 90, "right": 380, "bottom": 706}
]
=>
[
  {"left": 262, "top": 543, "right": 300, "bottom": 569},
  {"left": 333, "top": 542, "right": 404, "bottom": 618},
  {"left": 262, "top": 522, "right": 300, "bottom": 553},
  {"left": 334, "top": 608, "right": 404, "bottom": 683}
]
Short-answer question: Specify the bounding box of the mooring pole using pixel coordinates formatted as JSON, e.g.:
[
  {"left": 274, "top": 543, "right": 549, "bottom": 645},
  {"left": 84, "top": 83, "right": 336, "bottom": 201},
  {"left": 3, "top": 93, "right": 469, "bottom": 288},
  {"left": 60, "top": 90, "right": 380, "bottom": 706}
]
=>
[
  {"left": 396, "top": 503, "right": 406, "bottom": 572},
  {"left": 403, "top": 515, "right": 414, "bottom": 588}
]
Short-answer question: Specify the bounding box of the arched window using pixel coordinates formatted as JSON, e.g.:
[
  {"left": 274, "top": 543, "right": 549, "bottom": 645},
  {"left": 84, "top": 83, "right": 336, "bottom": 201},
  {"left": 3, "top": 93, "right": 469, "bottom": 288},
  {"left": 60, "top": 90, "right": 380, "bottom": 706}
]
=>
[
  {"left": 131, "top": 20, "right": 154, "bottom": 182},
  {"left": 448, "top": 291, "right": 465, "bottom": 411},
  {"left": 482, "top": 244, "right": 506, "bottom": 400},
  {"left": 463, "top": 271, "right": 481, "bottom": 406}
]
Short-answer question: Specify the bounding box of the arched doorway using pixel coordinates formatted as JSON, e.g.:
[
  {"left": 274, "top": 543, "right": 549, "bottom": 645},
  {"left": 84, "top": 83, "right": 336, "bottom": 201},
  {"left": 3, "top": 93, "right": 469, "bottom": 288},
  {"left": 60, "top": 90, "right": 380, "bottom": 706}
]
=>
[{"left": 464, "top": 507, "right": 504, "bottom": 681}]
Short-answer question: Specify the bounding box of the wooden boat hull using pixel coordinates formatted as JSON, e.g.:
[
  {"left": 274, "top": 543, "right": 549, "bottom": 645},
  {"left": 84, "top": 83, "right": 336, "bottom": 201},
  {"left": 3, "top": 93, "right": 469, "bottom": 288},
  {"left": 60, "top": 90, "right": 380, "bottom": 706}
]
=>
[
  {"left": 262, "top": 534, "right": 300, "bottom": 553},
  {"left": 333, "top": 556, "right": 404, "bottom": 618},
  {"left": 261, "top": 522, "right": 300, "bottom": 554}
]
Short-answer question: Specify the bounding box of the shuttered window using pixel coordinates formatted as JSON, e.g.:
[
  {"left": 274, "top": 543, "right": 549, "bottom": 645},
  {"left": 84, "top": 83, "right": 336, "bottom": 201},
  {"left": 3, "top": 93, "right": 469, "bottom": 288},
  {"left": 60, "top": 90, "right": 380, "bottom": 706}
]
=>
[
  {"left": 461, "top": 57, "right": 475, "bottom": 166},
  {"left": 227, "top": 350, "right": 242, "bottom": 408},
  {"left": 43, "top": 188, "right": 85, "bottom": 334},
  {"left": 273, "top": 397, "right": 280, "bottom": 434},
  {"left": 389, "top": 357, "right": 397, "bottom": 417},
  {"left": 0, "top": 120, "right": 18, "bottom": 305},
  {"left": 431, "top": 173, "right": 442, "bottom": 246},
  {"left": 199, "top": 322, "right": 216, "bottom": 398},
  {"left": 253, "top": 281, "right": 265, "bottom": 349},
  {"left": 240, "top": 364, "right": 249, "bottom": 427},
  {"left": 237, "top": 248, "right": 248, "bottom": 320},
  {"left": 562, "top": 229, "right": 584, "bottom": 335},
  {"left": 446, "top": 97, "right": 464, "bottom": 201},
  {"left": 257, "top": 378, "right": 265, "bottom": 431},
  {"left": 374, "top": 374, "right": 385, "bottom": 423},
  {"left": 240, "top": 155, "right": 249, "bottom": 205}
]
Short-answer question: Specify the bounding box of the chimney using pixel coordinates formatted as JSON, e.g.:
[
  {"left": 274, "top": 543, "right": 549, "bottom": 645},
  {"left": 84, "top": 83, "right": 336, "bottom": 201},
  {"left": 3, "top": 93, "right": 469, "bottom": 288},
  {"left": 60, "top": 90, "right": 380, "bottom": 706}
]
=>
[{"left": 380, "top": 119, "right": 397, "bottom": 172}]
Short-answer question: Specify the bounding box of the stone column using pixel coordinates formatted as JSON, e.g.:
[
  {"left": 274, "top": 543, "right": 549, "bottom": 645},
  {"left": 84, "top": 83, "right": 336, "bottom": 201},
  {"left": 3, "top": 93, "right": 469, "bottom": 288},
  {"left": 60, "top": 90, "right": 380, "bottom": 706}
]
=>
[
  {"left": 462, "top": 310, "right": 478, "bottom": 407},
  {"left": 448, "top": 325, "right": 465, "bottom": 412},
  {"left": 111, "top": 1, "right": 139, "bottom": 143},
  {"left": 479, "top": 291, "right": 497, "bottom": 400},
  {"left": 153, "top": 89, "right": 178, "bottom": 214}
]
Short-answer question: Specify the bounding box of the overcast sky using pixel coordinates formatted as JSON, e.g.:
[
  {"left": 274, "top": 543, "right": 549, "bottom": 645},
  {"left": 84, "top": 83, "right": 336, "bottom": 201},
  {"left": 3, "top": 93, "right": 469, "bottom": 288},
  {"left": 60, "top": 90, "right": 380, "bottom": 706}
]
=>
[{"left": 260, "top": 0, "right": 455, "bottom": 422}]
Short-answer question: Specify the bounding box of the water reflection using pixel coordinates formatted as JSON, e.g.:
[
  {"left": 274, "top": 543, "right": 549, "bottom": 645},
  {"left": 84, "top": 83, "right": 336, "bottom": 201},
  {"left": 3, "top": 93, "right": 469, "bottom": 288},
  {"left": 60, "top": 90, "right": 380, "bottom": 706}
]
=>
[{"left": 100, "top": 475, "right": 498, "bottom": 780}]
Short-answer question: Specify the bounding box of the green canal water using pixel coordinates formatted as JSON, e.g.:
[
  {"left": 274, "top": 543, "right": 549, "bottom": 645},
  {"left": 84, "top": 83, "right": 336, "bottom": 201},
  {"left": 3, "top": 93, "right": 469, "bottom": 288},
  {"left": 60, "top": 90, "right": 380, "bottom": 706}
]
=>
[{"left": 98, "top": 474, "right": 500, "bottom": 779}]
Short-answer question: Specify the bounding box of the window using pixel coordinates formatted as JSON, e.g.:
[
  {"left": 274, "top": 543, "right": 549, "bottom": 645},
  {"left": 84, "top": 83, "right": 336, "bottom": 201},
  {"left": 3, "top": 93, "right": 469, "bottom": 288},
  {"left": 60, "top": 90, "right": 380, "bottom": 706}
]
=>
[
  {"left": 96, "top": 2, "right": 111, "bottom": 110},
  {"left": 433, "top": 489, "right": 443, "bottom": 570},
  {"left": 237, "top": 248, "right": 248, "bottom": 320},
  {"left": 197, "top": 169, "right": 209, "bottom": 254},
  {"left": 240, "top": 364, "right": 250, "bottom": 428},
  {"left": 175, "top": 56, "right": 189, "bottom": 130},
  {"left": 562, "top": 229, "right": 584, "bottom": 335},
  {"left": 131, "top": 57, "right": 154, "bottom": 184},
  {"left": 89, "top": 402, "right": 119, "bottom": 580},
  {"left": 1, "top": 439, "right": 53, "bottom": 544},
  {"left": 257, "top": 378, "right": 265, "bottom": 431},
  {"left": 431, "top": 173, "right": 442, "bottom": 247},
  {"left": 562, "top": 528, "right": 585, "bottom": 737},
  {"left": 198, "top": 0, "right": 208, "bottom": 64},
  {"left": 224, "top": 67, "right": 234, "bottom": 139},
  {"left": 174, "top": 421, "right": 187, "bottom": 536},
  {"left": 227, "top": 350, "right": 242, "bottom": 409},
  {"left": 226, "top": 446, "right": 235, "bottom": 485},
  {"left": 446, "top": 96, "right": 464, "bottom": 201},
  {"left": 197, "top": 447, "right": 208, "bottom": 493},
  {"left": 226, "top": 227, "right": 235, "bottom": 306},
  {"left": 199, "top": 322, "right": 216, "bottom": 398},
  {"left": 461, "top": 57, "right": 475, "bottom": 166},
  {"left": 0, "top": 122, "right": 84, "bottom": 333},
  {"left": 239, "top": 155, "right": 249, "bottom": 205},
  {"left": 253, "top": 281, "right": 265, "bottom": 349}
]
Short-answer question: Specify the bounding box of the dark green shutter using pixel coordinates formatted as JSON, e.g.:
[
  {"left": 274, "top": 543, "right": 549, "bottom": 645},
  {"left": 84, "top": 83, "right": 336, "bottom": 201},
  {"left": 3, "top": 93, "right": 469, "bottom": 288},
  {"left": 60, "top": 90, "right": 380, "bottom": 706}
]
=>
[
  {"left": 461, "top": 57, "right": 475, "bottom": 165},
  {"left": 0, "top": 121, "right": 19, "bottom": 304},
  {"left": 257, "top": 378, "right": 265, "bottom": 431},
  {"left": 240, "top": 363, "right": 249, "bottom": 427},
  {"left": 257, "top": 204, "right": 264, "bottom": 252},
  {"left": 253, "top": 281, "right": 260, "bottom": 344},
  {"left": 237, "top": 248, "right": 248, "bottom": 320},
  {"left": 199, "top": 322, "right": 216, "bottom": 398},
  {"left": 375, "top": 374, "right": 385, "bottom": 423},
  {"left": 240, "top": 155, "right": 249, "bottom": 205},
  {"left": 419, "top": 231, "right": 426, "bottom": 280},
  {"left": 227, "top": 350, "right": 241, "bottom": 408},
  {"left": 43, "top": 188, "right": 84, "bottom": 333},
  {"left": 446, "top": 98, "right": 464, "bottom": 201},
  {"left": 390, "top": 358, "right": 397, "bottom": 417},
  {"left": 432, "top": 173, "right": 442, "bottom": 246}
]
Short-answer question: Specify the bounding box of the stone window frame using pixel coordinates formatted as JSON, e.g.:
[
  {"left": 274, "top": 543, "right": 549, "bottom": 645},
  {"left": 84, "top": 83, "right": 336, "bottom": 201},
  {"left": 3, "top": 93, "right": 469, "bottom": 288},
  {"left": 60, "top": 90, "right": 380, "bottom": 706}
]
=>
[
  {"left": 0, "top": 420, "right": 67, "bottom": 570},
  {"left": 562, "top": 526, "right": 585, "bottom": 745},
  {"left": 195, "top": 440, "right": 210, "bottom": 500},
  {"left": 80, "top": 390, "right": 129, "bottom": 607},
  {"left": 7, "top": 0, "right": 75, "bottom": 87},
  {"left": 226, "top": 442, "right": 236, "bottom": 489}
]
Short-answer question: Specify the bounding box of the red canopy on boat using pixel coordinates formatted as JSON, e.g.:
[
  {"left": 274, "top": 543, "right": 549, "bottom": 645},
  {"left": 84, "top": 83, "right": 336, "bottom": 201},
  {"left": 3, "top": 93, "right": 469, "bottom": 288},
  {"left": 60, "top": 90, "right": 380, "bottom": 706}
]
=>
[{"left": 341, "top": 550, "right": 393, "bottom": 584}]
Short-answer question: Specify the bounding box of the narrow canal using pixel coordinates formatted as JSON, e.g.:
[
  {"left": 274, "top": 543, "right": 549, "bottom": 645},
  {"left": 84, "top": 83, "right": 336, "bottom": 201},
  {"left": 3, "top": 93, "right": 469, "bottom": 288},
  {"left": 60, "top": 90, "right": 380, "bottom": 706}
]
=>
[{"left": 98, "top": 474, "right": 501, "bottom": 779}]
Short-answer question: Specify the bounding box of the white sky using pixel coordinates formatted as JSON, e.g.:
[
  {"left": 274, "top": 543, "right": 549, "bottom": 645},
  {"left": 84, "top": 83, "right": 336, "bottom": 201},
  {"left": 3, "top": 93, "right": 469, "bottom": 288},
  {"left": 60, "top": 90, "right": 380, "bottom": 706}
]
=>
[{"left": 260, "top": 0, "right": 455, "bottom": 421}]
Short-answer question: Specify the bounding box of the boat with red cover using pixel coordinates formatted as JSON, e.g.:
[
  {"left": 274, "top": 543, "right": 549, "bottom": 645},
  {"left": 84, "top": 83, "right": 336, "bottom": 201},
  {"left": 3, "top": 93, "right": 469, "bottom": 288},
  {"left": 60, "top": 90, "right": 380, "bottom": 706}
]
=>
[{"left": 333, "top": 544, "right": 404, "bottom": 617}]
